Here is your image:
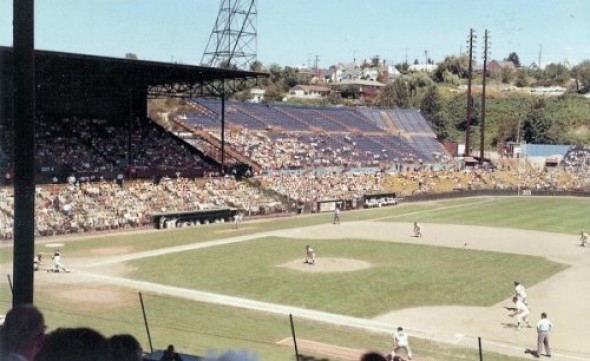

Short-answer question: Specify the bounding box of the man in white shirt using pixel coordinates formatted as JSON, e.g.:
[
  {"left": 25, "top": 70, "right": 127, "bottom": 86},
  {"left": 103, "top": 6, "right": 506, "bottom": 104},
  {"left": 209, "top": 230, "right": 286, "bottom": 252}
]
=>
[
  {"left": 391, "top": 326, "right": 412, "bottom": 360},
  {"left": 536, "top": 312, "right": 552, "bottom": 358}
]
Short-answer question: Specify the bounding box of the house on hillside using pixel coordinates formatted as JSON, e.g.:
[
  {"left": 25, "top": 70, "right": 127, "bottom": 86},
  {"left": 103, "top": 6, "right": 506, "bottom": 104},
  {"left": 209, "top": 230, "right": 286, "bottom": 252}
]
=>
[
  {"left": 476, "top": 60, "right": 516, "bottom": 73},
  {"left": 327, "top": 63, "right": 362, "bottom": 83},
  {"left": 330, "top": 79, "right": 385, "bottom": 99},
  {"left": 288, "top": 85, "right": 331, "bottom": 99},
  {"left": 408, "top": 63, "right": 437, "bottom": 73},
  {"left": 249, "top": 88, "right": 266, "bottom": 103}
]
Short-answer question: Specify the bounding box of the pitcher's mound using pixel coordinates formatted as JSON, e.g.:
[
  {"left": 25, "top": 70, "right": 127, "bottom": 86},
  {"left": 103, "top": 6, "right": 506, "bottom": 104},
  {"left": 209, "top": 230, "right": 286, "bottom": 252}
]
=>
[{"left": 280, "top": 258, "right": 371, "bottom": 273}]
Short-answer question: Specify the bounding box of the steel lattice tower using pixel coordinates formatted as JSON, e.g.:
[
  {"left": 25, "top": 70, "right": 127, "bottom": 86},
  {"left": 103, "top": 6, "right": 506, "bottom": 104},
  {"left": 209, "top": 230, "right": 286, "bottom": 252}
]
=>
[{"left": 201, "top": 0, "right": 257, "bottom": 70}]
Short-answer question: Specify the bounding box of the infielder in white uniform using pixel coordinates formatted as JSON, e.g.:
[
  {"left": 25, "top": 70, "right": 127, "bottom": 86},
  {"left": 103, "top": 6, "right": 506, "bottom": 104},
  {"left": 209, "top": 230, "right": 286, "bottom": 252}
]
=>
[
  {"left": 510, "top": 296, "right": 531, "bottom": 329},
  {"left": 580, "top": 231, "right": 589, "bottom": 247},
  {"left": 305, "top": 245, "right": 315, "bottom": 264},
  {"left": 513, "top": 281, "right": 528, "bottom": 305},
  {"left": 391, "top": 327, "right": 412, "bottom": 360},
  {"left": 413, "top": 222, "right": 422, "bottom": 238}
]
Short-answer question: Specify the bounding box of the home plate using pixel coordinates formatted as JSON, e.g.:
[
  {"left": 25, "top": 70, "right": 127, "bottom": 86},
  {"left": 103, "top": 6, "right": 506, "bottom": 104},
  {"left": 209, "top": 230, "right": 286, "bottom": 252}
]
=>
[{"left": 45, "top": 243, "right": 64, "bottom": 248}]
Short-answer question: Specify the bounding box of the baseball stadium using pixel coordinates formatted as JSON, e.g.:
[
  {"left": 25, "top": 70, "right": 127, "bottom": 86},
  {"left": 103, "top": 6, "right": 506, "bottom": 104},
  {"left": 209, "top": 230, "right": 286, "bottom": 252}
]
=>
[
  {"left": 2, "top": 2, "right": 590, "bottom": 361},
  {"left": 2, "top": 197, "right": 590, "bottom": 361}
]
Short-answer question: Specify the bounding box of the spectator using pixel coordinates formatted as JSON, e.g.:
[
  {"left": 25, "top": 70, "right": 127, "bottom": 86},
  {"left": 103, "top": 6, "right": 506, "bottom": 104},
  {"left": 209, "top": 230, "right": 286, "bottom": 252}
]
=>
[
  {"left": 109, "top": 334, "right": 143, "bottom": 361},
  {"left": 35, "top": 327, "right": 109, "bottom": 361},
  {"left": 160, "top": 344, "right": 183, "bottom": 361},
  {"left": 0, "top": 304, "right": 46, "bottom": 361},
  {"left": 360, "top": 351, "right": 387, "bottom": 361}
]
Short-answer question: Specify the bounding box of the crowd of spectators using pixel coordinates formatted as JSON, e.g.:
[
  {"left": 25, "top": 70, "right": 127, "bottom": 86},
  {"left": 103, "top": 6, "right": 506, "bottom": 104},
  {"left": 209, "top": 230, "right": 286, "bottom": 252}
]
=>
[
  {"left": 212, "top": 129, "right": 428, "bottom": 172},
  {"left": 562, "top": 145, "right": 590, "bottom": 173},
  {"left": 2, "top": 155, "right": 589, "bottom": 240},
  {"left": 34, "top": 116, "right": 215, "bottom": 182},
  {"left": 0, "top": 176, "right": 283, "bottom": 240},
  {"left": 1, "top": 113, "right": 589, "bottom": 241}
]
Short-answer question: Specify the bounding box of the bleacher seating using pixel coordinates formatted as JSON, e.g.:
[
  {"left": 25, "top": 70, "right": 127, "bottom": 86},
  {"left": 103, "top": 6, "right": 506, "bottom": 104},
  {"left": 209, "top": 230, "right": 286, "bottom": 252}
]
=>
[
  {"left": 388, "top": 109, "right": 433, "bottom": 133},
  {"left": 176, "top": 99, "right": 450, "bottom": 167}
]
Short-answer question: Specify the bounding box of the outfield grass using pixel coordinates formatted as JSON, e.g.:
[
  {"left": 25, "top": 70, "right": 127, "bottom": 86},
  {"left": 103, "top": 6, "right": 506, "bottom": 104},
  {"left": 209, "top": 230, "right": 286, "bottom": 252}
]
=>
[
  {"left": 381, "top": 197, "right": 590, "bottom": 234},
  {"left": 1, "top": 196, "right": 589, "bottom": 361}
]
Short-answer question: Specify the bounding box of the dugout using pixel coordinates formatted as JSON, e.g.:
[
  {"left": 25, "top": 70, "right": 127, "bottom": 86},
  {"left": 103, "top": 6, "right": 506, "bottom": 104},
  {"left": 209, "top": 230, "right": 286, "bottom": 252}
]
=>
[
  {"left": 316, "top": 199, "right": 346, "bottom": 213},
  {"left": 150, "top": 208, "right": 238, "bottom": 229},
  {"left": 363, "top": 192, "right": 398, "bottom": 208}
]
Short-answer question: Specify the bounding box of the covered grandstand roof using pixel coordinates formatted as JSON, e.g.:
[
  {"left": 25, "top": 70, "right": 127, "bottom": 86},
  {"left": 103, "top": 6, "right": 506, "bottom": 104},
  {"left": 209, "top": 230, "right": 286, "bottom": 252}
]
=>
[{"left": 0, "top": 46, "right": 268, "bottom": 97}]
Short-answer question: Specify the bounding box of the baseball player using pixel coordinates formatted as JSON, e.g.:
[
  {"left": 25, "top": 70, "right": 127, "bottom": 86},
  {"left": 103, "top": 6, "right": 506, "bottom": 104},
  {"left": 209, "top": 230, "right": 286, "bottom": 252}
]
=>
[
  {"left": 333, "top": 206, "right": 340, "bottom": 224},
  {"left": 233, "top": 212, "right": 240, "bottom": 229},
  {"left": 510, "top": 296, "right": 531, "bottom": 329},
  {"left": 513, "top": 281, "right": 528, "bottom": 305},
  {"left": 580, "top": 231, "right": 589, "bottom": 247},
  {"left": 305, "top": 245, "right": 315, "bottom": 264},
  {"left": 33, "top": 253, "right": 42, "bottom": 271},
  {"left": 413, "top": 222, "right": 422, "bottom": 238},
  {"left": 49, "top": 250, "right": 68, "bottom": 273},
  {"left": 391, "top": 326, "right": 412, "bottom": 360}
]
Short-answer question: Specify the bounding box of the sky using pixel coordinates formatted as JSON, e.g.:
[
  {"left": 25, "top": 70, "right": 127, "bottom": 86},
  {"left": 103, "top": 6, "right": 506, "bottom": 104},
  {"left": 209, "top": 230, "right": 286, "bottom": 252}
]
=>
[{"left": 1, "top": 0, "right": 589, "bottom": 69}]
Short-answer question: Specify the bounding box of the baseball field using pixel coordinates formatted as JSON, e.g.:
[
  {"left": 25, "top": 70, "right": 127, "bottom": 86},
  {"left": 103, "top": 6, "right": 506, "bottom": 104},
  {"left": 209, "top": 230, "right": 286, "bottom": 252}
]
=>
[{"left": 1, "top": 196, "right": 589, "bottom": 361}]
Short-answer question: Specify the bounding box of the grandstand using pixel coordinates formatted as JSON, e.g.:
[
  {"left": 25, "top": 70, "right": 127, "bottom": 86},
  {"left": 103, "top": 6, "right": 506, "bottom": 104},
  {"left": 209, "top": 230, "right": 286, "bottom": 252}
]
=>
[{"left": 173, "top": 98, "right": 449, "bottom": 168}]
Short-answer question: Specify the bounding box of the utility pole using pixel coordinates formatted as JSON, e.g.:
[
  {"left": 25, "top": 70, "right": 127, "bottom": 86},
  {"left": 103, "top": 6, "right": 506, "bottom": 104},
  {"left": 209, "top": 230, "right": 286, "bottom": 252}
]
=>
[
  {"left": 465, "top": 28, "right": 476, "bottom": 157},
  {"left": 405, "top": 47, "right": 408, "bottom": 65},
  {"left": 538, "top": 44, "right": 542, "bottom": 69},
  {"left": 480, "top": 29, "right": 490, "bottom": 164},
  {"left": 424, "top": 50, "right": 428, "bottom": 65},
  {"left": 314, "top": 55, "right": 320, "bottom": 78}
]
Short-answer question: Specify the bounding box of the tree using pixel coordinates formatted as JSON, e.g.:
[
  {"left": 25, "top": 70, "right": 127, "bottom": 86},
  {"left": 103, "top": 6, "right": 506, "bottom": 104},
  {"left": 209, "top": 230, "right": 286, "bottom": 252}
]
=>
[
  {"left": 394, "top": 62, "right": 410, "bottom": 74},
  {"left": 500, "top": 67, "right": 515, "bottom": 84},
  {"left": 433, "top": 55, "right": 470, "bottom": 82},
  {"left": 371, "top": 55, "right": 381, "bottom": 67},
  {"left": 249, "top": 60, "right": 264, "bottom": 72},
  {"left": 219, "top": 59, "right": 238, "bottom": 70},
  {"left": 505, "top": 52, "right": 521, "bottom": 67},
  {"left": 523, "top": 98, "right": 556, "bottom": 144},
  {"left": 539, "top": 62, "right": 571, "bottom": 86},
  {"left": 514, "top": 68, "right": 530, "bottom": 87},
  {"left": 572, "top": 60, "right": 590, "bottom": 92},
  {"left": 373, "top": 80, "right": 410, "bottom": 107},
  {"left": 420, "top": 86, "right": 449, "bottom": 139}
]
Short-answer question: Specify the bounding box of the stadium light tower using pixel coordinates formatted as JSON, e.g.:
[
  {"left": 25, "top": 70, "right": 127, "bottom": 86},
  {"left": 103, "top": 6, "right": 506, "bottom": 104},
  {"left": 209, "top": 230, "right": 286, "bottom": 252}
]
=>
[{"left": 201, "top": 0, "right": 257, "bottom": 70}]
